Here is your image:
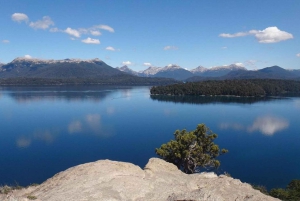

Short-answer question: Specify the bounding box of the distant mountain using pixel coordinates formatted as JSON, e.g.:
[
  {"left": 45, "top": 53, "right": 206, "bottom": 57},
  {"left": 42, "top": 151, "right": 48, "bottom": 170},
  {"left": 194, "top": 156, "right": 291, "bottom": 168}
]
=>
[
  {"left": 186, "top": 66, "right": 299, "bottom": 82},
  {"left": 288, "top": 69, "right": 300, "bottom": 77},
  {"left": 190, "top": 66, "right": 207, "bottom": 74},
  {"left": 139, "top": 66, "right": 162, "bottom": 77},
  {"left": 190, "top": 64, "right": 247, "bottom": 77},
  {"left": 0, "top": 62, "right": 4, "bottom": 68},
  {"left": 154, "top": 64, "right": 194, "bottom": 81},
  {"left": 115, "top": 65, "right": 139, "bottom": 76},
  {"left": 224, "top": 66, "right": 297, "bottom": 80},
  {"left": 0, "top": 57, "right": 178, "bottom": 85},
  {"left": 0, "top": 58, "right": 124, "bottom": 78}
]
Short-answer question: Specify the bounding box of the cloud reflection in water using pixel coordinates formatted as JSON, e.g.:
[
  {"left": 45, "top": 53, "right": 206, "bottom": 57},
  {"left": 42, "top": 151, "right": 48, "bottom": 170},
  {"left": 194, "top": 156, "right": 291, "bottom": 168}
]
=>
[
  {"left": 219, "top": 115, "right": 289, "bottom": 136},
  {"left": 68, "top": 113, "right": 113, "bottom": 137},
  {"left": 247, "top": 116, "right": 289, "bottom": 136},
  {"left": 16, "top": 137, "right": 31, "bottom": 148}
]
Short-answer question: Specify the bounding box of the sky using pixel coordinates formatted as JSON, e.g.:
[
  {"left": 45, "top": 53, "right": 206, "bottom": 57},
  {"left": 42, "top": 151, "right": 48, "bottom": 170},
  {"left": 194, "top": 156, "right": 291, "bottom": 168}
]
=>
[{"left": 0, "top": 0, "right": 299, "bottom": 71}]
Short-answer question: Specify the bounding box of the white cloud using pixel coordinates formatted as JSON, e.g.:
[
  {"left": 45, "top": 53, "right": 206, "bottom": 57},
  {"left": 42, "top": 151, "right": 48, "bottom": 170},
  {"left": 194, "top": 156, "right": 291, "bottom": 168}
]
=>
[
  {"left": 143, "top": 62, "right": 152, "bottom": 66},
  {"left": 245, "top": 60, "right": 257, "bottom": 66},
  {"left": 2, "top": 40, "right": 10, "bottom": 43},
  {"left": 105, "top": 46, "right": 116, "bottom": 51},
  {"left": 95, "top": 25, "right": 115, "bottom": 33},
  {"left": 122, "top": 61, "right": 132, "bottom": 66},
  {"left": 49, "top": 27, "right": 60, "bottom": 32},
  {"left": 219, "top": 32, "right": 249, "bottom": 38},
  {"left": 247, "top": 116, "right": 289, "bottom": 136},
  {"left": 90, "top": 30, "right": 101, "bottom": 36},
  {"left": 50, "top": 24, "right": 113, "bottom": 40},
  {"left": 297, "top": 53, "right": 300, "bottom": 57},
  {"left": 11, "top": 13, "right": 29, "bottom": 23},
  {"left": 164, "top": 46, "right": 178, "bottom": 50},
  {"left": 250, "top": 27, "right": 293, "bottom": 43},
  {"left": 81, "top": 37, "right": 100, "bottom": 44},
  {"left": 219, "top": 27, "right": 293, "bottom": 43},
  {"left": 221, "top": 46, "right": 227, "bottom": 49},
  {"left": 24, "top": 55, "right": 32, "bottom": 59},
  {"left": 64, "top": 27, "right": 81, "bottom": 38},
  {"left": 29, "top": 16, "right": 54, "bottom": 30},
  {"left": 235, "top": 62, "right": 244, "bottom": 67}
]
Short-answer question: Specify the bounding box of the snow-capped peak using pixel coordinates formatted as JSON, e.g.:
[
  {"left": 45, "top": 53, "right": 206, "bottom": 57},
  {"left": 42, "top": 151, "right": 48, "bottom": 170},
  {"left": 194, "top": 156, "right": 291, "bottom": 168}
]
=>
[
  {"left": 161, "top": 64, "right": 182, "bottom": 71},
  {"left": 116, "top": 65, "right": 139, "bottom": 75},
  {"left": 209, "top": 64, "right": 246, "bottom": 71},
  {"left": 139, "top": 66, "right": 162, "bottom": 75},
  {"left": 190, "top": 66, "right": 208, "bottom": 73},
  {"left": 11, "top": 57, "right": 102, "bottom": 65}
]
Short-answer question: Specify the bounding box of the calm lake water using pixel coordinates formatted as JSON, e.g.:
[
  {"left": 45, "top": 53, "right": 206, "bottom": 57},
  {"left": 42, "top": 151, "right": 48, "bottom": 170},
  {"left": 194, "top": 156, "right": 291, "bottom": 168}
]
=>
[{"left": 0, "top": 85, "right": 299, "bottom": 190}]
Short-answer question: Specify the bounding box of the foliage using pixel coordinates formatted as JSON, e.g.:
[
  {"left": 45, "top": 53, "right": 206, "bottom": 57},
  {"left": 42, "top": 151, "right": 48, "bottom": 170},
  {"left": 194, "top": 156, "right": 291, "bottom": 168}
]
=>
[
  {"left": 155, "top": 124, "right": 228, "bottom": 174},
  {"left": 27, "top": 195, "right": 37, "bottom": 200},
  {"left": 252, "top": 185, "right": 269, "bottom": 195},
  {"left": 269, "top": 179, "right": 300, "bottom": 200},
  {"left": 150, "top": 79, "right": 300, "bottom": 97},
  {"left": 0, "top": 185, "right": 12, "bottom": 194}
]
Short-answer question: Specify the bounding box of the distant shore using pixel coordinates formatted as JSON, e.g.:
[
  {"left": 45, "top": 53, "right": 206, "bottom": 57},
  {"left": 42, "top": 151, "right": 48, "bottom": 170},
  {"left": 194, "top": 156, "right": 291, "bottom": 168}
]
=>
[{"left": 150, "top": 79, "right": 300, "bottom": 97}]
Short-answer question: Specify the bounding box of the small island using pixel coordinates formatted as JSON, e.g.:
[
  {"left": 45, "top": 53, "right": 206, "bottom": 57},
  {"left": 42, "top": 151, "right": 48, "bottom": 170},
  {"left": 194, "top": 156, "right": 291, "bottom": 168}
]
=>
[{"left": 150, "top": 79, "right": 300, "bottom": 97}]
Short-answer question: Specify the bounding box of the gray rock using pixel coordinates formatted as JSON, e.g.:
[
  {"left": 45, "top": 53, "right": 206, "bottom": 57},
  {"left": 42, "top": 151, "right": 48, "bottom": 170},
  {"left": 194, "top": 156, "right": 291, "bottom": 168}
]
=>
[{"left": 0, "top": 158, "right": 279, "bottom": 201}]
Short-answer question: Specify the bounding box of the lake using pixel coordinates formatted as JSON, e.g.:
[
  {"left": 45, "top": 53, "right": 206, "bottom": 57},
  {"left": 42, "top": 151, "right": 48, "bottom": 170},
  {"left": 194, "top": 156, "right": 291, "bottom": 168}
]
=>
[{"left": 0, "top": 85, "right": 299, "bottom": 190}]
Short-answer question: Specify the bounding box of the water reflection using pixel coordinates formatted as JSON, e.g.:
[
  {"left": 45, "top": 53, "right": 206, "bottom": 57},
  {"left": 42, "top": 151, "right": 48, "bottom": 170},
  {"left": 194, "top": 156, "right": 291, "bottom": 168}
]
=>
[
  {"left": 0, "top": 86, "right": 134, "bottom": 103},
  {"left": 295, "top": 100, "right": 300, "bottom": 109},
  {"left": 33, "top": 129, "right": 56, "bottom": 143},
  {"left": 16, "top": 129, "right": 58, "bottom": 148},
  {"left": 68, "top": 120, "right": 82, "bottom": 134},
  {"left": 151, "top": 95, "right": 279, "bottom": 105},
  {"left": 68, "top": 114, "right": 114, "bottom": 137},
  {"left": 106, "top": 106, "right": 115, "bottom": 115},
  {"left": 220, "top": 115, "right": 289, "bottom": 136},
  {"left": 16, "top": 137, "right": 31, "bottom": 148},
  {"left": 247, "top": 116, "right": 289, "bottom": 136}
]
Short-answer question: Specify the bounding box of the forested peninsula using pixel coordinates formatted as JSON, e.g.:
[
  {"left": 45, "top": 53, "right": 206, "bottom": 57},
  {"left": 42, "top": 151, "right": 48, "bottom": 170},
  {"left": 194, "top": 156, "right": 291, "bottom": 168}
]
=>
[{"left": 150, "top": 79, "right": 300, "bottom": 97}]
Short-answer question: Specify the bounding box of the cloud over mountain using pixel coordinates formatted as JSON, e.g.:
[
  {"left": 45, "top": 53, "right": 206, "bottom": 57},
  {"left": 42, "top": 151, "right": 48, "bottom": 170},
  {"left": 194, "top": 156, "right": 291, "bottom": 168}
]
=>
[{"left": 122, "top": 61, "right": 132, "bottom": 65}]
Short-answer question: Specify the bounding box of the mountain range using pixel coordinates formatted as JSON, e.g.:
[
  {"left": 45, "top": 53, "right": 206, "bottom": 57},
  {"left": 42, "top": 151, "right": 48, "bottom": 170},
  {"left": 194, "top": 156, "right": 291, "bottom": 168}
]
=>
[
  {"left": 116, "top": 64, "right": 300, "bottom": 81},
  {"left": 0, "top": 57, "right": 299, "bottom": 85},
  {"left": 116, "top": 64, "right": 247, "bottom": 80},
  {"left": 0, "top": 58, "right": 177, "bottom": 85}
]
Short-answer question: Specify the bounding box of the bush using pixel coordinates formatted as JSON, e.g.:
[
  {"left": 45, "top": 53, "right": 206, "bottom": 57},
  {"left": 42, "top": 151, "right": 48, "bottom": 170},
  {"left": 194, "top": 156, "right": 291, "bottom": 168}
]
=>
[{"left": 155, "top": 123, "right": 228, "bottom": 174}]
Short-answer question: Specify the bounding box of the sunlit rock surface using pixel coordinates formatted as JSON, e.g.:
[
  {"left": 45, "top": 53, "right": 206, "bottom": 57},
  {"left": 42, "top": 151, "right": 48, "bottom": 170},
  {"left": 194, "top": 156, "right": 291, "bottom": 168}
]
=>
[{"left": 1, "top": 158, "right": 279, "bottom": 201}]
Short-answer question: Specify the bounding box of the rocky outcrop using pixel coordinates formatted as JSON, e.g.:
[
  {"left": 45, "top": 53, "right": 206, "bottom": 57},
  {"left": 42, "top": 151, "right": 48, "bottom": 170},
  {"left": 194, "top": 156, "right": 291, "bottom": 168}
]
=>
[{"left": 1, "top": 158, "right": 279, "bottom": 201}]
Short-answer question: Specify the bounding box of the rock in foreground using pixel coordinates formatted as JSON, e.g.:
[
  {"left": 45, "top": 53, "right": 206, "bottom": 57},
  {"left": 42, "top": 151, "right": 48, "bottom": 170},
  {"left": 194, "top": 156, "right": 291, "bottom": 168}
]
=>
[{"left": 2, "top": 158, "right": 279, "bottom": 201}]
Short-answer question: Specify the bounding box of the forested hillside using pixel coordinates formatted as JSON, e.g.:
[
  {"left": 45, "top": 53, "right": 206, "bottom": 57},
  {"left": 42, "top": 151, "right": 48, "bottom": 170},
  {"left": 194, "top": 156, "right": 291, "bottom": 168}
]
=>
[{"left": 150, "top": 79, "right": 300, "bottom": 97}]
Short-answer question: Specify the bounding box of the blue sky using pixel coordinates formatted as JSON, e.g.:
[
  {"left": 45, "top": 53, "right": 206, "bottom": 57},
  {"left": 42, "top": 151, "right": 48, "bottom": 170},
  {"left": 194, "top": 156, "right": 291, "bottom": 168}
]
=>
[{"left": 0, "top": 0, "right": 299, "bottom": 70}]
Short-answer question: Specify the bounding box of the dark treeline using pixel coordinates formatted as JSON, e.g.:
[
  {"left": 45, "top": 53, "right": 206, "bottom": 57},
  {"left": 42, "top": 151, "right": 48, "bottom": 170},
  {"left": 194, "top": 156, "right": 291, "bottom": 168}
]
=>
[
  {"left": 150, "top": 79, "right": 300, "bottom": 97},
  {"left": 150, "top": 94, "right": 278, "bottom": 105},
  {"left": 0, "top": 76, "right": 178, "bottom": 86}
]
